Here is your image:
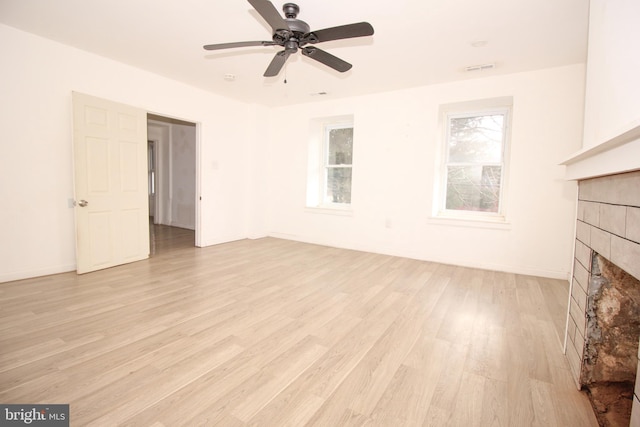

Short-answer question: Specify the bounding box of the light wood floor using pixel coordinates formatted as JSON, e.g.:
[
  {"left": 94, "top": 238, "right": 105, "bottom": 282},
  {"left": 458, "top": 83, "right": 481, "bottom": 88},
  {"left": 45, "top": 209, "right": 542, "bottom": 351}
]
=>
[{"left": 0, "top": 230, "right": 598, "bottom": 426}]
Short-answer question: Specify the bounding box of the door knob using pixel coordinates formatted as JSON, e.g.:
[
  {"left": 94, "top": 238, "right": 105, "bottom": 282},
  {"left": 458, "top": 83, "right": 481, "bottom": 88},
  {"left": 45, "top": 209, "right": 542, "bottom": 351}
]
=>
[{"left": 77, "top": 200, "right": 89, "bottom": 207}]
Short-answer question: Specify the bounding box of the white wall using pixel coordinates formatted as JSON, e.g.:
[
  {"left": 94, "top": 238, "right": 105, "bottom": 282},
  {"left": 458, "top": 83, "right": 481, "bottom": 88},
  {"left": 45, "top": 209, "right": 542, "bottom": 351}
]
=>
[
  {"left": 148, "top": 122, "right": 171, "bottom": 224},
  {"left": 583, "top": 0, "right": 640, "bottom": 148},
  {"left": 244, "top": 104, "right": 271, "bottom": 239},
  {"left": 563, "top": 0, "right": 640, "bottom": 180},
  {"left": 0, "top": 24, "right": 253, "bottom": 282},
  {"left": 170, "top": 122, "right": 197, "bottom": 230},
  {"left": 265, "top": 64, "right": 586, "bottom": 278},
  {"left": 0, "top": 22, "right": 587, "bottom": 282}
]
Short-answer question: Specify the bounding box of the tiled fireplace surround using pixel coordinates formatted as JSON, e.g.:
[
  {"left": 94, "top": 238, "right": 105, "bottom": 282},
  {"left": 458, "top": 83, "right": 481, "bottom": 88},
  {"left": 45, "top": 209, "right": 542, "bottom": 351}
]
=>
[{"left": 566, "top": 170, "right": 640, "bottom": 424}]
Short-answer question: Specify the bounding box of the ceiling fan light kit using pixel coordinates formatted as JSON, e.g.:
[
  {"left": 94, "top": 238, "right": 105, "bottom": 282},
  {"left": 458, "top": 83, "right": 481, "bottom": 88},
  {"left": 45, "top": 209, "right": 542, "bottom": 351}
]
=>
[{"left": 203, "top": 0, "right": 374, "bottom": 77}]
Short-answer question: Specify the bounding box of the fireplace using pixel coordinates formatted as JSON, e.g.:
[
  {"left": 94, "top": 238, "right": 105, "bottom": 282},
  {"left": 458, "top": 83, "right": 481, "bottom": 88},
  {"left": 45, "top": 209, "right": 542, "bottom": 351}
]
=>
[{"left": 565, "top": 170, "right": 640, "bottom": 426}]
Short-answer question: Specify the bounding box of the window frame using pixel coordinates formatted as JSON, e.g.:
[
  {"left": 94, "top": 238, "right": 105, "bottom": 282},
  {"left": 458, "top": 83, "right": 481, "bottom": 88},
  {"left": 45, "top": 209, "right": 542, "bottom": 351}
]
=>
[
  {"left": 321, "top": 123, "right": 354, "bottom": 207},
  {"left": 306, "top": 115, "right": 355, "bottom": 213},
  {"left": 147, "top": 140, "right": 156, "bottom": 196},
  {"left": 435, "top": 98, "right": 512, "bottom": 223}
]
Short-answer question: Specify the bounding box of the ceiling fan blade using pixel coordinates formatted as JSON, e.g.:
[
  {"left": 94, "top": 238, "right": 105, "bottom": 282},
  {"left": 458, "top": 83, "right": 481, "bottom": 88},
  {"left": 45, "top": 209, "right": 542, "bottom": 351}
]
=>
[
  {"left": 203, "top": 40, "right": 276, "bottom": 51},
  {"left": 248, "top": 0, "right": 290, "bottom": 32},
  {"left": 301, "top": 47, "right": 352, "bottom": 73},
  {"left": 264, "top": 51, "right": 290, "bottom": 77},
  {"left": 302, "top": 22, "right": 374, "bottom": 44}
]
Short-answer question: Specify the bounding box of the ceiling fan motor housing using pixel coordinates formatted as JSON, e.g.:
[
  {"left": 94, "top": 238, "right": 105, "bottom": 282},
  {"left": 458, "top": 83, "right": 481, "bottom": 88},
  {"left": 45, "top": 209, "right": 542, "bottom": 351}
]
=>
[
  {"left": 279, "top": 3, "right": 310, "bottom": 43},
  {"left": 284, "top": 18, "right": 310, "bottom": 35}
]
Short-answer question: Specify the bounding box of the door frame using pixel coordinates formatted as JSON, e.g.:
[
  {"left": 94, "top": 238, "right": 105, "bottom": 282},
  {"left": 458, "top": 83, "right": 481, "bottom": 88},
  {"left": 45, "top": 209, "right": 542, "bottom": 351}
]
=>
[
  {"left": 148, "top": 139, "right": 158, "bottom": 222},
  {"left": 147, "top": 112, "right": 202, "bottom": 248}
]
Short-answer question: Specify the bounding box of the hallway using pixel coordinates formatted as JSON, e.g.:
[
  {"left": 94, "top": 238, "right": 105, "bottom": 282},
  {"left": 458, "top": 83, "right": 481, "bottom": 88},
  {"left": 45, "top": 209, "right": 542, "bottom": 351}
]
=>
[{"left": 149, "top": 222, "right": 195, "bottom": 256}]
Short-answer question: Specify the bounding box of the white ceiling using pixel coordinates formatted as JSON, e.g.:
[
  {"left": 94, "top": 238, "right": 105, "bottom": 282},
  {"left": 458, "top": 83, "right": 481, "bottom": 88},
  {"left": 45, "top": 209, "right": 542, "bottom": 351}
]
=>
[{"left": 0, "top": 0, "right": 589, "bottom": 107}]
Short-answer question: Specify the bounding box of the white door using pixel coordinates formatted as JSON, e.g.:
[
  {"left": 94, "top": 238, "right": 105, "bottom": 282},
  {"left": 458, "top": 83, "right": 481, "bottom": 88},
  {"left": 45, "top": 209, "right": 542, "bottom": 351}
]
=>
[{"left": 72, "top": 92, "right": 149, "bottom": 274}]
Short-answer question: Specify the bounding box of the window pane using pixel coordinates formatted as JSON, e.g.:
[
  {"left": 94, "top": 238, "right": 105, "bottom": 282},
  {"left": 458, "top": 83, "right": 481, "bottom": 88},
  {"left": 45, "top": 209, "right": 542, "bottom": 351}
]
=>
[
  {"left": 448, "top": 114, "right": 504, "bottom": 163},
  {"left": 149, "top": 171, "right": 155, "bottom": 194},
  {"left": 327, "top": 127, "right": 353, "bottom": 165},
  {"left": 326, "top": 167, "right": 352, "bottom": 203},
  {"left": 446, "top": 165, "right": 501, "bottom": 212}
]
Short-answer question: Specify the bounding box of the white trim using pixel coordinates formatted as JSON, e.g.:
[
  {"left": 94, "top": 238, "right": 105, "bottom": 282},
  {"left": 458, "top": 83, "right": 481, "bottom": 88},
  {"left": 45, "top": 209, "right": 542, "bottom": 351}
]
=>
[
  {"left": 434, "top": 97, "right": 513, "bottom": 221},
  {"left": 194, "top": 122, "right": 202, "bottom": 247},
  {"left": 306, "top": 115, "right": 355, "bottom": 209},
  {"left": 147, "top": 113, "right": 201, "bottom": 246},
  {"left": 563, "top": 186, "right": 579, "bottom": 355},
  {"left": 322, "top": 123, "right": 353, "bottom": 205},
  {"left": 561, "top": 132, "right": 640, "bottom": 181},
  {"left": 266, "top": 233, "right": 569, "bottom": 280},
  {"left": 427, "top": 215, "right": 511, "bottom": 230},
  {"left": 562, "top": 122, "right": 640, "bottom": 165},
  {"left": 0, "top": 264, "right": 76, "bottom": 284},
  {"left": 304, "top": 205, "right": 354, "bottom": 216}
]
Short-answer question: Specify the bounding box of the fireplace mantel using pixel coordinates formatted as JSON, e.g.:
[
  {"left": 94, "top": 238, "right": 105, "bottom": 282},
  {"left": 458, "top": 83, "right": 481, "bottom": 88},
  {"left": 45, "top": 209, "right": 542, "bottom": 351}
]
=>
[{"left": 561, "top": 123, "right": 640, "bottom": 181}]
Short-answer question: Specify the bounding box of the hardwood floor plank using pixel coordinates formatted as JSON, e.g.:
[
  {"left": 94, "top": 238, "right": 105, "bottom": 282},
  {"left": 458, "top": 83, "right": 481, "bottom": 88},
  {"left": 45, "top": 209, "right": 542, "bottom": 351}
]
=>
[
  {"left": 449, "top": 371, "right": 486, "bottom": 427},
  {"left": 0, "top": 231, "right": 599, "bottom": 426},
  {"left": 88, "top": 336, "right": 245, "bottom": 426},
  {"left": 506, "top": 346, "right": 537, "bottom": 426},
  {"left": 530, "top": 378, "right": 560, "bottom": 426},
  {"left": 480, "top": 377, "right": 508, "bottom": 427},
  {"left": 121, "top": 359, "right": 260, "bottom": 426},
  {"left": 230, "top": 339, "right": 328, "bottom": 422},
  {"left": 424, "top": 341, "right": 470, "bottom": 421},
  {"left": 370, "top": 337, "right": 450, "bottom": 426},
  {"left": 465, "top": 327, "right": 508, "bottom": 382}
]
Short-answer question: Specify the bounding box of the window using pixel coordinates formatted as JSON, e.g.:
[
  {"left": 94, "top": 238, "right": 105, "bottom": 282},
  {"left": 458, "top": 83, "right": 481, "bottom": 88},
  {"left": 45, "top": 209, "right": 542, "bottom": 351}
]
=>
[
  {"left": 436, "top": 99, "right": 511, "bottom": 220},
  {"left": 147, "top": 141, "right": 156, "bottom": 196},
  {"left": 306, "top": 116, "right": 354, "bottom": 211},
  {"left": 323, "top": 124, "right": 353, "bottom": 204}
]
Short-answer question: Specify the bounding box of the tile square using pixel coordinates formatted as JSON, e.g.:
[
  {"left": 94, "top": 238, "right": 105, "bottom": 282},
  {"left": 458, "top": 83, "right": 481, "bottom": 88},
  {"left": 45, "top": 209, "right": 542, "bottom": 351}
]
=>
[
  {"left": 577, "top": 200, "right": 586, "bottom": 221},
  {"left": 583, "top": 201, "right": 600, "bottom": 227},
  {"left": 573, "top": 259, "right": 589, "bottom": 293},
  {"left": 627, "top": 207, "right": 640, "bottom": 244},
  {"left": 636, "top": 361, "right": 640, "bottom": 402},
  {"left": 571, "top": 280, "right": 587, "bottom": 312},
  {"left": 600, "top": 203, "right": 626, "bottom": 236},
  {"left": 574, "top": 240, "right": 591, "bottom": 271},
  {"left": 632, "top": 396, "right": 640, "bottom": 427},
  {"left": 610, "top": 235, "right": 640, "bottom": 281},
  {"left": 576, "top": 221, "right": 591, "bottom": 246},
  {"left": 590, "top": 227, "right": 611, "bottom": 260},
  {"left": 570, "top": 295, "right": 586, "bottom": 339}
]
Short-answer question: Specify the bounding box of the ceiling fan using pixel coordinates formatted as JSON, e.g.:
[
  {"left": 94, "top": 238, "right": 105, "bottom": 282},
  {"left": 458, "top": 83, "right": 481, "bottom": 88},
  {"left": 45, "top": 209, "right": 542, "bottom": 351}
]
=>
[{"left": 203, "top": 0, "right": 374, "bottom": 77}]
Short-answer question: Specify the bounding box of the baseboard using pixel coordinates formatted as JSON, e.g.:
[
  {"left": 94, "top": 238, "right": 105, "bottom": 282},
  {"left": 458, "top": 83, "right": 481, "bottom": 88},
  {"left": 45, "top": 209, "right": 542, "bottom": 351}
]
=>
[
  {"left": 169, "top": 221, "right": 195, "bottom": 230},
  {"left": 266, "top": 232, "right": 570, "bottom": 280},
  {"left": 0, "top": 264, "right": 77, "bottom": 284}
]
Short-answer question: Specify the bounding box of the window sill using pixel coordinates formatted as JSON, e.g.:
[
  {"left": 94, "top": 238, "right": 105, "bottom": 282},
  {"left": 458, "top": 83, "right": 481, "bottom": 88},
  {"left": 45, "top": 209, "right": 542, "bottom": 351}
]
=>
[
  {"left": 428, "top": 213, "right": 511, "bottom": 230},
  {"left": 305, "top": 205, "right": 354, "bottom": 216}
]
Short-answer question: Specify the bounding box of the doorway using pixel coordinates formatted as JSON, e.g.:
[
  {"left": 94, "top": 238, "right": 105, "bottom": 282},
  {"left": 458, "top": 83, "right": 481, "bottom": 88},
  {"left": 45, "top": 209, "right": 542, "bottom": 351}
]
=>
[{"left": 147, "top": 113, "right": 198, "bottom": 254}]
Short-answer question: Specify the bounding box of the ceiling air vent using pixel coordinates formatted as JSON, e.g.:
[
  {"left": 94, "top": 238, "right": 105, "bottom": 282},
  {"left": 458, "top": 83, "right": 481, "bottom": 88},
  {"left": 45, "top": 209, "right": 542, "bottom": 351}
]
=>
[{"left": 465, "top": 63, "right": 495, "bottom": 72}]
